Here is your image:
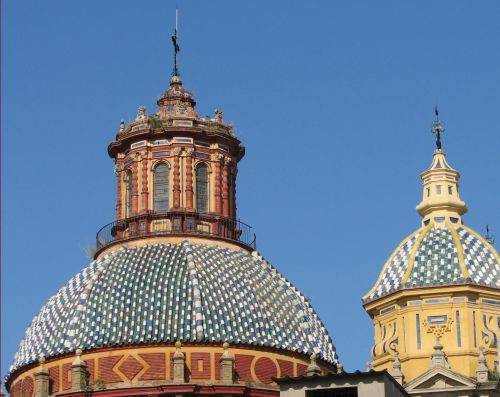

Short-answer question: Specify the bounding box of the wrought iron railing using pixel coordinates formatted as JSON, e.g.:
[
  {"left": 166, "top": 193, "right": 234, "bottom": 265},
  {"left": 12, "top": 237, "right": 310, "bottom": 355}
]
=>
[{"left": 96, "top": 211, "right": 256, "bottom": 252}]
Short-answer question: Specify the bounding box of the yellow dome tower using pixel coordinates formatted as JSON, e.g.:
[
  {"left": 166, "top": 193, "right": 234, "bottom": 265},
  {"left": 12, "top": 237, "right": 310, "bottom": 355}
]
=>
[{"left": 363, "top": 110, "right": 500, "bottom": 394}]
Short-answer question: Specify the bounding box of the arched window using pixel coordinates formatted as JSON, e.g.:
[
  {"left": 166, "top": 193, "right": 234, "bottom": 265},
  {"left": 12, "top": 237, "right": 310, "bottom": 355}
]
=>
[
  {"left": 125, "top": 169, "right": 133, "bottom": 217},
  {"left": 153, "top": 162, "right": 169, "bottom": 212},
  {"left": 196, "top": 163, "right": 209, "bottom": 213}
]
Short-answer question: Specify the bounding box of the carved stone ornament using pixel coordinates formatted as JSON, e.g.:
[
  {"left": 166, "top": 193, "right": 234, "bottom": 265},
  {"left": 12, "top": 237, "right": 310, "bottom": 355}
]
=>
[
  {"left": 173, "top": 147, "right": 182, "bottom": 156},
  {"left": 215, "top": 108, "right": 224, "bottom": 122},
  {"left": 216, "top": 153, "right": 225, "bottom": 161},
  {"left": 184, "top": 148, "right": 194, "bottom": 156},
  {"left": 224, "top": 156, "right": 232, "bottom": 165},
  {"left": 177, "top": 102, "right": 187, "bottom": 114},
  {"left": 136, "top": 105, "right": 147, "bottom": 121},
  {"left": 114, "top": 163, "right": 123, "bottom": 175},
  {"left": 423, "top": 317, "right": 454, "bottom": 337}
]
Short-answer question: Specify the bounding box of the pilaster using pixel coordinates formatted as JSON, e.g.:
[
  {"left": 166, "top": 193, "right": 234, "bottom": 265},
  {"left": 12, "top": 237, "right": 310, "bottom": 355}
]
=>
[
  {"left": 214, "top": 154, "right": 223, "bottom": 214},
  {"left": 115, "top": 161, "right": 123, "bottom": 220},
  {"left": 71, "top": 349, "right": 88, "bottom": 391},
  {"left": 222, "top": 157, "right": 231, "bottom": 217},
  {"left": 173, "top": 148, "right": 182, "bottom": 209},
  {"left": 185, "top": 148, "right": 194, "bottom": 210},
  {"left": 140, "top": 151, "right": 149, "bottom": 214},
  {"left": 34, "top": 356, "right": 49, "bottom": 397},
  {"left": 132, "top": 155, "right": 139, "bottom": 215}
]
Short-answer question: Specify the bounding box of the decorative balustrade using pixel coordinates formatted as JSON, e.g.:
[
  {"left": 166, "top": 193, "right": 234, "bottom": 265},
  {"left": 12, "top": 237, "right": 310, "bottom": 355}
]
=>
[{"left": 96, "top": 211, "right": 256, "bottom": 252}]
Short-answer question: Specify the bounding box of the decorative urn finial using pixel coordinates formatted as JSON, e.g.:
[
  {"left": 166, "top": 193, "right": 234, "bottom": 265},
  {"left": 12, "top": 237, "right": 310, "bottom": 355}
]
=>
[
  {"left": 172, "top": 341, "right": 185, "bottom": 383},
  {"left": 430, "top": 336, "right": 449, "bottom": 368},
  {"left": 219, "top": 342, "right": 235, "bottom": 384},
  {"left": 392, "top": 350, "right": 403, "bottom": 384},
  {"left": 305, "top": 353, "right": 322, "bottom": 376},
  {"left": 215, "top": 108, "right": 224, "bottom": 123},
  {"left": 136, "top": 106, "right": 147, "bottom": 121},
  {"left": 476, "top": 347, "right": 489, "bottom": 382}
]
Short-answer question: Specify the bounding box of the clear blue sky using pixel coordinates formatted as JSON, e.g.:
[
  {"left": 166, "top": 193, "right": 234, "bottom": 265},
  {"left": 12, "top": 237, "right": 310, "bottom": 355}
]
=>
[{"left": 2, "top": 0, "right": 500, "bottom": 379}]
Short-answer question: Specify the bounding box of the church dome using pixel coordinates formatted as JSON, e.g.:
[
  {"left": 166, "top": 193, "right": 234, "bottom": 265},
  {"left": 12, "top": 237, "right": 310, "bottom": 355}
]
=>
[
  {"left": 365, "top": 126, "right": 500, "bottom": 304},
  {"left": 10, "top": 241, "right": 338, "bottom": 375},
  {"left": 363, "top": 223, "right": 500, "bottom": 302},
  {"left": 364, "top": 113, "right": 500, "bottom": 386},
  {"left": 7, "top": 22, "right": 339, "bottom": 395}
]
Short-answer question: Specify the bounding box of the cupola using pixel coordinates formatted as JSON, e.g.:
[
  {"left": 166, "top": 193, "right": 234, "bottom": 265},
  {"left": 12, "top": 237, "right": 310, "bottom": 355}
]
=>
[
  {"left": 416, "top": 111, "right": 467, "bottom": 227},
  {"left": 363, "top": 109, "right": 500, "bottom": 386},
  {"left": 156, "top": 75, "right": 199, "bottom": 121}
]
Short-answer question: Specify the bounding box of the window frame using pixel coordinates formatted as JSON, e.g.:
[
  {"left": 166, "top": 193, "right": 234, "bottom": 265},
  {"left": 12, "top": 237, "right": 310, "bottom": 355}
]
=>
[
  {"left": 195, "top": 162, "right": 210, "bottom": 213},
  {"left": 153, "top": 162, "right": 170, "bottom": 213}
]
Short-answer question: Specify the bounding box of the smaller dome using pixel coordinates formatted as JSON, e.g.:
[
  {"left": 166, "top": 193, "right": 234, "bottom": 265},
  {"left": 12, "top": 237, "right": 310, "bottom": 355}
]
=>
[
  {"left": 156, "top": 76, "right": 198, "bottom": 120},
  {"left": 364, "top": 223, "right": 500, "bottom": 302}
]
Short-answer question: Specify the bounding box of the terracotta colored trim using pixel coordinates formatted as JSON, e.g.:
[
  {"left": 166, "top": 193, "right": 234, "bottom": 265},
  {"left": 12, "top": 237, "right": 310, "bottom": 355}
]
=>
[{"left": 59, "top": 384, "right": 278, "bottom": 397}]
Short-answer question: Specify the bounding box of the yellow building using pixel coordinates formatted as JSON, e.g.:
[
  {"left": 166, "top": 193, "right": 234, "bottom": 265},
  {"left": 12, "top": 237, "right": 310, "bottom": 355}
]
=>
[{"left": 363, "top": 114, "right": 500, "bottom": 395}]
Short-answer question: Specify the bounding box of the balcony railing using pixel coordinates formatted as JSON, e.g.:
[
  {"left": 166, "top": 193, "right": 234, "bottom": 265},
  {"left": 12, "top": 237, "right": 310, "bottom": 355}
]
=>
[{"left": 95, "top": 212, "right": 256, "bottom": 252}]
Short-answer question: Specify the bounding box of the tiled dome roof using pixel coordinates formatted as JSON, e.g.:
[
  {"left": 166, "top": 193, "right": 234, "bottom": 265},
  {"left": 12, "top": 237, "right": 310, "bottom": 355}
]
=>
[
  {"left": 10, "top": 241, "right": 338, "bottom": 374},
  {"left": 363, "top": 224, "right": 500, "bottom": 302}
]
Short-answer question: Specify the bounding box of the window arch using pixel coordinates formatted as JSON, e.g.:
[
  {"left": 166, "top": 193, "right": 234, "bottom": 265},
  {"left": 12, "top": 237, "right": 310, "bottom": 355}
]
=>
[
  {"left": 125, "top": 169, "right": 133, "bottom": 217},
  {"left": 153, "top": 162, "right": 170, "bottom": 212},
  {"left": 196, "top": 163, "right": 209, "bottom": 213}
]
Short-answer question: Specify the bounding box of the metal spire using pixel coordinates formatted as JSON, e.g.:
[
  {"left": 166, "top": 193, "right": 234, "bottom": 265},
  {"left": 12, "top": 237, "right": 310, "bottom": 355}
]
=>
[
  {"left": 485, "top": 225, "right": 495, "bottom": 245},
  {"left": 171, "top": 8, "right": 180, "bottom": 77},
  {"left": 432, "top": 106, "right": 445, "bottom": 150}
]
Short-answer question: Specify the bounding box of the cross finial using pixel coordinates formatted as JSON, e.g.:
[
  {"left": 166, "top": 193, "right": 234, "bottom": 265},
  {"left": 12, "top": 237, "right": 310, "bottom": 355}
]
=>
[
  {"left": 171, "top": 8, "right": 180, "bottom": 77},
  {"left": 432, "top": 106, "right": 445, "bottom": 151}
]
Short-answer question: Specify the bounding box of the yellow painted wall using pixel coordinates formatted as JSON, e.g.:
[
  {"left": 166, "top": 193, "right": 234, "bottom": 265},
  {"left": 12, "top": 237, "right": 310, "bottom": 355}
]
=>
[{"left": 364, "top": 285, "right": 500, "bottom": 383}]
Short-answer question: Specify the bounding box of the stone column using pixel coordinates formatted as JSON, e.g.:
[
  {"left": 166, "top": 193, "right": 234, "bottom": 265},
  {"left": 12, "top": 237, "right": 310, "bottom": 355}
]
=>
[
  {"left": 219, "top": 342, "right": 235, "bottom": 384},
  {"left": 172, "top": 341, "right": 185, "bottom": 383},
  {"left": 140, "top": 151, "right": 149, "bottom": 214},
  {"left": 305, "top": 353, "right": 321, "bottom": 376},
  {"left": 214, "top": 154, "right": 223, "bottom": 214},
  {"left": 185, "top": 148, "right": 194, "bottom": 210},
  {"left": 222, "top": 157, "right": 231, "bottom": 217},
  {"left": 34, "top": 356, "right": 49, "bottom": 397},
  {"left": 132, "top": 156, "right": 139, "bottom": 215},
  {"left": 115, "top": 162, "right": 123, "bottom": 220},
  {"left": 173, "top": 148, "right": 182, "bottom": 209},
  {"left": 71, "top": 349, "right": 88, "bottom": 391}
]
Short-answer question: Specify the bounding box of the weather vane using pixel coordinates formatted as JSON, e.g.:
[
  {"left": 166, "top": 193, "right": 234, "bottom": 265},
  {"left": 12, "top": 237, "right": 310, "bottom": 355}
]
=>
[
  {"left": 432, "top": 106, "right": 445, "bottom": 150},
  {"left": 171, "top": 9, "right": 180, "bottom": 77}
]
